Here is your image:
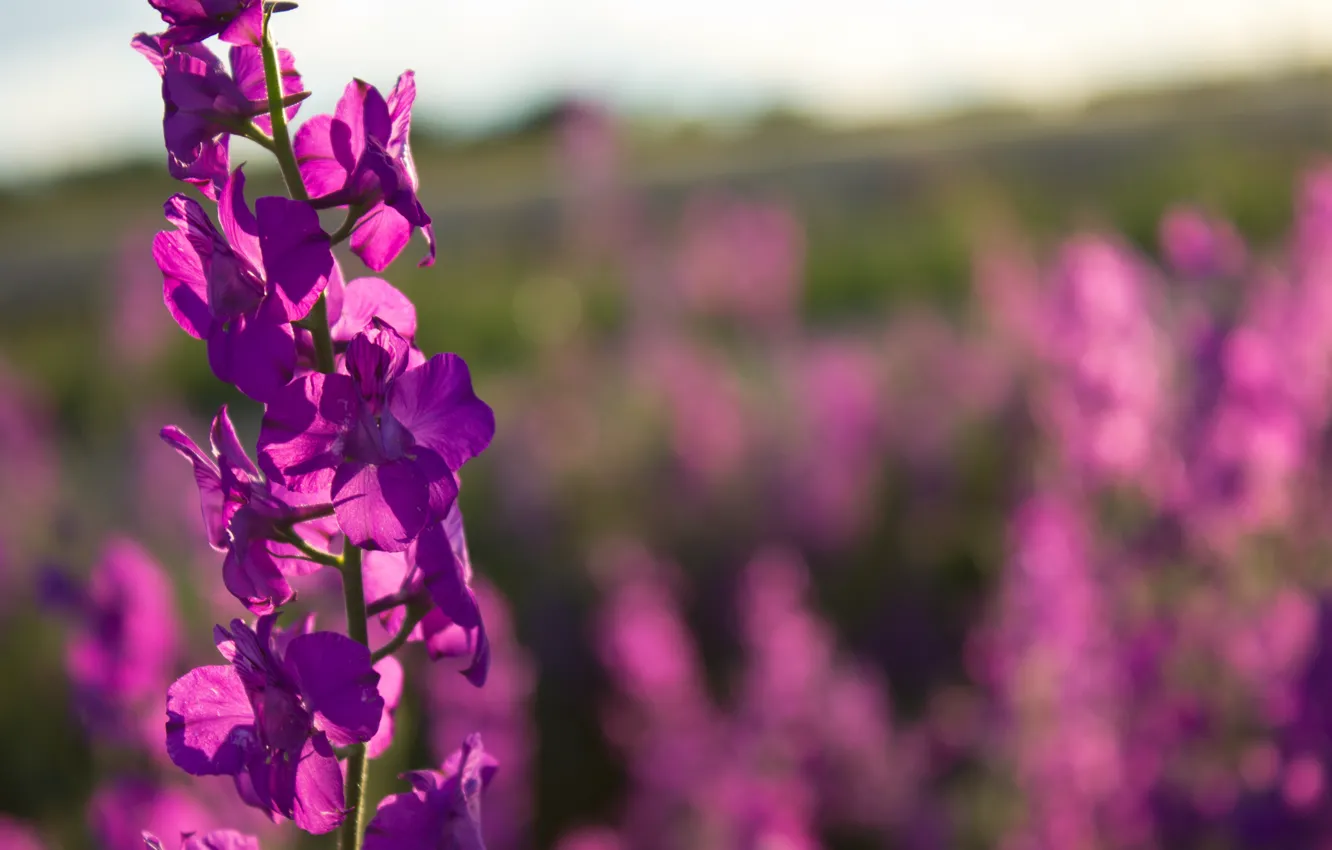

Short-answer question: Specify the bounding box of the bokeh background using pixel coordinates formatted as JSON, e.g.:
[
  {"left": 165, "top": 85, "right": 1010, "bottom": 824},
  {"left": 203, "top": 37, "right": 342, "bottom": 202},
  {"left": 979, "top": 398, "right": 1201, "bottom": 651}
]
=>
[{"left": 11, "top": 2, "right": 1332, "bottom": 848}]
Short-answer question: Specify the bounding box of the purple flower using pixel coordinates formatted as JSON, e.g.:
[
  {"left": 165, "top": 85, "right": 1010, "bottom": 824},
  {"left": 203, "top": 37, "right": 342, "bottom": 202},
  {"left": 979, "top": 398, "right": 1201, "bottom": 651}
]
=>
[
  {"left": 363, "top": 506, "right": 490, "bottom": 685},
  {"left": 133, "top": 36, "right": 304, "bottom": 200},
  {"left": 154, "top": 166, "right": 334, "bottom": 400},
  {"left": 161, "top": 405, "right": 336, "bottom": 614},
  {"left": 364, "top": 733, "right": 498, "bottom": 850},
  {"left": 143, "top": 830, "right": 260, "bottom": 850},
  {"left": 294, "top": 72, "right": 435, "bottom": 271},
  {"left": 294, "top": 261, "right": 419, "bottom": 368},
  {"left": 148, "top": 0, "right": 262, "bottom": 48},
  {"left": 0, "top": 816, "right": 45, "bottom": 850},
  {"left": 41, "top": 539, "right": 179, "bottom": 747},
  {"left": 258, "top": 320, "right": 494, "bottom": 552},
  {"left": 90, "top": 781, "right": 216, "bottom": 850},
  {"left": 166, "top": 614, "right": 384, "bottom": 834}
]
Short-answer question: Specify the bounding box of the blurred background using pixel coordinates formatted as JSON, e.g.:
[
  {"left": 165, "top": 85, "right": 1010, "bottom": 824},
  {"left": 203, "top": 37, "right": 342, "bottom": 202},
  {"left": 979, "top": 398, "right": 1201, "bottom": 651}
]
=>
[{"left": 11, "top": 1, "right": 1332, "bottom": 848}]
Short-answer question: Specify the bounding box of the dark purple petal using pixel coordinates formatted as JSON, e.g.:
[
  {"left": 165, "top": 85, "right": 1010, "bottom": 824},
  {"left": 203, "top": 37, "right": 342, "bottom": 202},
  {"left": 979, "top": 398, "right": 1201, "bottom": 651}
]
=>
[
  {"left": 415, "top": 518, "right": 489, "bottom": 686},
  {"left": 290, "top": 734, "right": 346, "bottom": 833},
  {"left": 166, "top": 665, "right": 256, "bottom": 776},
  {"left": 346, "top": 319, "right": 412, "bottom": 403},
  {"left": 160, "top": 424, "right": 227, "bottom": 548},
  {"left": 206, "top": 313, "right": 297, "bottom": 403},
  {"left": 219, "top": 167, "right": 262, "bottom": 272},
  {"left": 349, "top": 202, "right": 413, "bottom": 272},
  {"left": 182, "top": 830, "right": 262, "bottom": 850},
  {"left": 330, "top": 276, "right": 417, "bottom": 342},
  {"left": 364, "top": 734, "right": 495, "bottom": 850},
  {"left": 169, "top": 135, "right": 230, "bottom": 201},
  {"left": 293, "top": 114, "right": 348, "bottom": 199},
  {"left": 332, "top": 460, "right": 430, "bottom": 552},
  {"left": 387, "top": 353, "right": 495, "bottom": 470},
  {"left": 155, "top": 199, "right": 214, "bottom": 338},
  {"left": 222, "top": 537, "right": 295, "bottom": 615},
  {"left": 256, "top": 197, "right": 333, "bottom": 322},
  {"left": 258, "top": 372, "right": 359, "bottom": 494},
  {"left": 285, "top": 631, "right": 383, "bottom": 746},
  {"left": 132, "top": 32, "right": 168, "bottom": 74},
  {"left": 367, "top": 656, "right": 403, "bottom": 759},
  {"left": 219, "top": 4, "right": 262, "bottom": 46}
]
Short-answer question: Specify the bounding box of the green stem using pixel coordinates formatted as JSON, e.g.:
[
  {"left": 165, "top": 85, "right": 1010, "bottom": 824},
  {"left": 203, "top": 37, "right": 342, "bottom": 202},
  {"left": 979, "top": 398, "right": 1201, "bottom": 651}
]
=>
[
  {"left": 273, "top": 529, "right": 342, "bottom": 568},
  {"left": 338, "top": 545, "right": 370, "bottom": 850},
  {"left": 261, "top": 11, "right": 367, "bottom": 849},
  {"left": 369, "top": 602, "right": 426, "bottom": 664},
  {"left": 260, "top": 11, "right": 307, "bottom": 202}
]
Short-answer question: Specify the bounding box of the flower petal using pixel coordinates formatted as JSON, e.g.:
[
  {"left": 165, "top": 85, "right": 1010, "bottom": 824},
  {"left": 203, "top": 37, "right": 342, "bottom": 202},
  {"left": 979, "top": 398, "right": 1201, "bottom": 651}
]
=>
[
  {"left": 219, "top": 166, "right": 262, "bottom": 272},
  {"left": 160, "top": 424, "right": 228, "bottom": 549},
  {"left": 294, "top": 114, "right": 349, "bottom": 200},
  {"left": 285, "top": 631, "right": 383, "bottom": 747},
  {"left": 332, "top": 460, "right": 430, "bottom": 552},
  {"left": 166, "top": 665, "right": 256, "bottom": 776},
  {"left": 206, "top": 313, "right": 296, "bottom": 403},
  {"left": 330, "top": 275, "right": 417, "bottom": 342},
  {"left": 349, "top": 202, "right": 412, "bottom": 273},
  {"left": 387, "top": 353, "right": 495, "bottom": 470},
  {"left": 414, "top": 517, "right": 489, "bottom": 686},
  {"left": 258, "top": 372, "right": 358, "bottom": 494},
  {"left": 257, "top": 196, "right": 334, "bottom": 322},
  {"left": 366, "top": 655, "right": 403, "bottom": 759},
  {"left": 222, "top": 538, "right": 295, "bottom": 615}
]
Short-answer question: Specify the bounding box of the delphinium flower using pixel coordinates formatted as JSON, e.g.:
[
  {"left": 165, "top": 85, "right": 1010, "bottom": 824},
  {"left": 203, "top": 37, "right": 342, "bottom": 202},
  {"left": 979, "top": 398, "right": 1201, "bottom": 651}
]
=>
[
  {"left": 162, "top": 405, "right": 336, "bottom": 613},
  {"left": 91, "top": 780, "right": 217, "bottom": 850},
  {"left": 0, "top": 816, "right": 46, "bottom": 850},
  {"left": 149, "top": 0, "right": 262, "bottom": 48},
  {"left": 143, "top": 830, "right": 261, "bottom": 850},
  {"left": 426, "top": 580, "right": 534, "bottom": 849},
  {"left": 258, "top": 319, "right": 494, "bottom": 552},
  {"left": 978, "top": 495, "right": 1134, "bottom": 850},
  {"left": 294, "top": 73, "right": 435, "bottom": 271},
  {"left": 132, "top": 35, "right": 304, "bottom": 200},
  {"left": 165, "top": 613, "right": 384, "bottom": 833},
  {"left": 362, "top": 505, "right": 490, "bottom": 685},
  {"left": 40, "top": 538, "right": 180, "bottom": 750},
  {"left": 1159, "top": 206, "right": 1247, "bottom": 281},
  {"left": 154, "top": 166, "right": 335, "bottom": 401},
  {"left": 1036, "top": 236, "right": 1171, "bottom": 494},
  {"left": 363, "top": 734, "right": 498, "bottom": 850}
]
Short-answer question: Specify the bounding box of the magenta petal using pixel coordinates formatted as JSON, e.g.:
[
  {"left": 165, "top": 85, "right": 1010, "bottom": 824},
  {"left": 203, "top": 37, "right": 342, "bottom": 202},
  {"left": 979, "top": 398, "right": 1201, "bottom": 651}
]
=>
[
  {"left": 366, "top": 656, "right": 403, "bottom": 759},
  {"left": 290, "top": 734, "right": 346, "bottom": 834},
  {"left": 160, "top": 424, "right": 228, "bottom": 548},
  {"left": 170, "top": 135, "right": 231, "bottom": 201},
  {"left": 181, "top": 830, "right": 262, "bottom": 850},
  {"left": 219, "top": 4, "right": 262, "bottom": 46},
  {"left": 415, "top": 518, "right": 489, "bottom": 686},
  {"left": 349, "top": 202, "right": 413, "bottom": 272},
  {"left": 257, "top": 196, "right": 334, "bottom": 321},
  {"left": 258, "top": 372, "right": 358, "bottom": 494},
  {"left": 210, "top": 404, "right": 259, "bottom": 478},
  {"left": 284, "top": 630, "right": 383, "bottom": 747},
  {"left": 346, "top": 319, "right": 411, "bottom": 402},
  {"left": 223, "top": 540, "right": 295, "bottom": 615},
  {"left": 294, "top": 114, "right": 349, "bottom": 199},
  {"left": 234, "top": 45, "right": 303, "bottom": 133},
  {"left": 166, "top": 665, "right": 256, "bottom": 776},
  {"left": 332, "top": 460, "right": 430, "bottom": 552},
  {"left": 330, "top": 276, "right": 417, "bottom": 342},
  {"left": 386, "top": 71, "right": 417, "bottom": 148},
  {"left": 206, "top": 315, "right": 296, "bottom": 403},
  {"left": 219, "top": 167, "right": 262, "bottom": 272},
  {"left": 388, "top": 353, "right": 495, "bottom": 469}
]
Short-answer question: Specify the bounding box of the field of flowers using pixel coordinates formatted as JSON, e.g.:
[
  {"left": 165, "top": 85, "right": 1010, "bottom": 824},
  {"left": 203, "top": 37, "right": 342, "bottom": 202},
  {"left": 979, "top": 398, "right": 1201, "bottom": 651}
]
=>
[{"left": 9, "top": 3, "right": 1332, "bottom": 849}]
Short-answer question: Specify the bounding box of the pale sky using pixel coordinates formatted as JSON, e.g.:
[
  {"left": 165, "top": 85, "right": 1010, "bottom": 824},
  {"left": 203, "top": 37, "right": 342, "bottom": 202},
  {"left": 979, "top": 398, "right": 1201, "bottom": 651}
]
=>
[{"left": 4, "top": 0, "right": 1332, "bottom": 181}]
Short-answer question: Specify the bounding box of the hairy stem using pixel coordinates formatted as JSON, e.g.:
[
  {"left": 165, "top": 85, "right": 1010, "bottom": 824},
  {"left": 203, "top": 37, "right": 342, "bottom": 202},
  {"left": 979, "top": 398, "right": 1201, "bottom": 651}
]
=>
[
  {"left": 338, "top": 544, "right": 370, "bottom": 850},
  {"left": 260, "top": 12, "right": 307, "bottom": 203},
  {"left": 370, "top": 602, "right": 426, "bottom": 664}
]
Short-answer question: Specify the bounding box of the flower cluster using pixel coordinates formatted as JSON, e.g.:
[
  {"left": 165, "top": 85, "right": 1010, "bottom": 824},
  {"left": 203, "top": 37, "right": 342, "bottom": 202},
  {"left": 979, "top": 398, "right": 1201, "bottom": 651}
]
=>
[{"left": 122, "top": 1, "right": 499, "bottom": 845}]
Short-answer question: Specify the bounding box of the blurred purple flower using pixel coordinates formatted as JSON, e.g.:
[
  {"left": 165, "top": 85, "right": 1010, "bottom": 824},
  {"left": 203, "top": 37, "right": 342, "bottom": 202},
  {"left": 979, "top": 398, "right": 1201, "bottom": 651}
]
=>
[
  {"left": 1159, "top": 206, "right": 1246, "bottom": 280},
  {"left": 90, "top": 781, "right": 217, "bottom": 850},
  {"left": 165, "top": 614, "right": 383, "bottom": 833},
  {"left": 364, "top": 733, "right": 498, "bottom": 850},
  {"left": 0, "top": 816, "right": 45, "bottom": 850},
  {"left": 162, "top": 405, "right": 336, "bottom": 613},
  {"left": 42, "top": 538, "right": 179, "bottom": 749},
  {"left": 259, "top": 320, "right": 494, "bottom": 552},
  {"left": 295, "top": 72, "right": 435, "bottom": 270},
  {"left": 143, "top": 830, "right": 260, "bottom": 850},
  {"left": 148, "top": 0, "right": 262, "bottom": 48},
  {"left": 154, "top": 167, "right": 334, "bottom": 400}
]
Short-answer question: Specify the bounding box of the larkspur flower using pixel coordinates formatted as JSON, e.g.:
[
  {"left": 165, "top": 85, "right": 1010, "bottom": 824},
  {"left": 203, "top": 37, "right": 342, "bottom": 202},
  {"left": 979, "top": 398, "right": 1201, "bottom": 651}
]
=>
[
  {"left": 91, "top": 780, "right": 215, "bottom": 850},
  {"left": 258, "top": 320, "right": 494, "bottom": 552},
  {"left": 166, "top": 614, "right": 384, "bottom": 833},
  {"left": 40, "top": 539, "right": 179, "bottom": 747},
  {"left": 149, "top": 0, "right": 262, "bottom": 48},
  {"left": 154, "top": 166, "right": 334, "bottom": 401},
  {"left": 143, "top": 830, "right": 261, "bottom": 850},
  {"left": 133, "top": 35, "right": 304, "bottom": 200},
  {"left": 293, "top": 261, "right": 419, "bottom": 368},
  {"left": 363, "top": 733, "right": 498, "bottom": 850},
  {"left": 362, "top": 505, "right": 490, "bottom": 685},
  {"left": 294, "top": 72, "right": 435, "bottom": 271},
  {"left": 162, "top": 405, "right": 335, "bottom": 614}
]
